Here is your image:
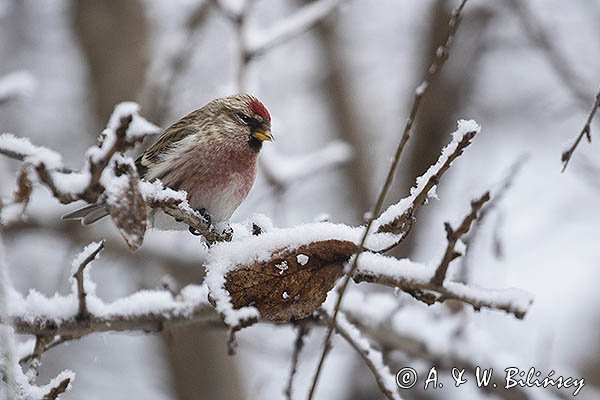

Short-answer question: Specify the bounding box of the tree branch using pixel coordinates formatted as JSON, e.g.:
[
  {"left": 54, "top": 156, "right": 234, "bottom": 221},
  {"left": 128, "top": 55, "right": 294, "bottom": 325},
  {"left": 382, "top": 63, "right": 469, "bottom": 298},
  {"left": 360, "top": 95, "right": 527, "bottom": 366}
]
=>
[
  {"left": 561, "top": 87, "right": 600, "bottom": 172},
  {"left": 308, "top": 1, "right": 470, "bottom": 396},
  {"left": 73, "top": 241, "right": 105, "bottom": 320},
  {"left": 432, "top": 191, "right": 490, "bottom": 286}
]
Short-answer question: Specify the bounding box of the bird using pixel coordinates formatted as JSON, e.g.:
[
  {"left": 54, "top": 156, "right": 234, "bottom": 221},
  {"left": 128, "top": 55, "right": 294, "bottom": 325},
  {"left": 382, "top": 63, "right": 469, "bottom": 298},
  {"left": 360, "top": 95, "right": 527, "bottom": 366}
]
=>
[{"left": 62, "top": 94, "right": 273, "bottom": 229}]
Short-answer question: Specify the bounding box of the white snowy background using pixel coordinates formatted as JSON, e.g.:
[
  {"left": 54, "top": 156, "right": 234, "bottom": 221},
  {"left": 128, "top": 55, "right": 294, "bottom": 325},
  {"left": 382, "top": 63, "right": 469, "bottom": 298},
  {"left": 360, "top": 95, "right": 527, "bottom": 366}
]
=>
[{"left": 1, "top": 0, "right": 599, "bottom": 399}]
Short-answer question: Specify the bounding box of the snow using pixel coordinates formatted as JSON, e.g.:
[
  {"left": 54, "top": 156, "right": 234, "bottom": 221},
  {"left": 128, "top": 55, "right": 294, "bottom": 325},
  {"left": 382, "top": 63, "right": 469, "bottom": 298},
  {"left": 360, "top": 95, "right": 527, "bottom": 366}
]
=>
[
  {"left": 0, "top": 202, "right": 26, "bottom": 226},
  {"left": 275, "top": 260, "right": 289, "bottom": 274},
  {"left": 50, "top": 170, "right": 91, "bottom": 194},
  {"left": 88, "top": 102, "right": 159, "bottom": 164},
  {"left": 6, "top": 283, "right": 213, "bottom": 324},
  {"left": 355, "top": 252, "right": 533, "bottom": 317},
  {"left": 0, "top": 133, "right": 63, "bottom": 168},
  {"left": 296, "top": 254, "right": 309, "bottom": 265},
  {"left": 371, "top": 119, "right": 481, "bottom": 233},
  {"left": 0, "top": 70, "right": 36, "bottom": 101},
  {"left": 104, "top": 101, "right": 160, "bottom": 141},
  {"left": 443, "top": 282, "right": 533, "bottom": 315},
  {"left": 356, "top": 252, "right": 434, "bottom": 282}
]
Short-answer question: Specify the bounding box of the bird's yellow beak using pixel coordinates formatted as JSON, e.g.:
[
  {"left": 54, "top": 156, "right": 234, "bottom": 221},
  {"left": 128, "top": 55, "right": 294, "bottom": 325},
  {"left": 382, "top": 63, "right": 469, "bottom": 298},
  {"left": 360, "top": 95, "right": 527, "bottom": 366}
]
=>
[{"left": 252, "top": 130, "right": 273, "bottom": 142}]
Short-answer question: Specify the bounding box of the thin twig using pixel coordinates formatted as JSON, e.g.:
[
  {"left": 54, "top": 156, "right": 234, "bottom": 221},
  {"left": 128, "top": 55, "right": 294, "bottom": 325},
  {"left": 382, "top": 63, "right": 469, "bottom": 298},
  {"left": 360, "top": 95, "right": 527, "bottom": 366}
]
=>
[
  {"left": 307, "top": 1, "right": 469, "bottom": 397},
  {"left": 432, "top": 191, "right": 490, "bottom": 286},
  {"left": 284, "top": 322, "right": 310, "bottom": 400},
  {"left": 73, "top": 241, "right": 105, "bottom": 320},
  {"left": 42, "top": 377, "right": 71, "bottom": 400},
  {"left": 324, "top": 312, "right": 399, "bottom": 400},
  {"left": 460, "top": 155, "right": 528, "bottom": 282},
  {"left": 562, "top": 88, "right": 600, "bottom": 172}
]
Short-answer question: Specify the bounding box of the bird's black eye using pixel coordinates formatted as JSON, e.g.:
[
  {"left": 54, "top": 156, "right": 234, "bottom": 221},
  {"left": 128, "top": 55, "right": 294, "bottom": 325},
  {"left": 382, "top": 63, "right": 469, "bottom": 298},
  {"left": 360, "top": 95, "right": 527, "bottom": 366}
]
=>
[{"left": 237, "top": 112, "right": 252, "bottom": 125}]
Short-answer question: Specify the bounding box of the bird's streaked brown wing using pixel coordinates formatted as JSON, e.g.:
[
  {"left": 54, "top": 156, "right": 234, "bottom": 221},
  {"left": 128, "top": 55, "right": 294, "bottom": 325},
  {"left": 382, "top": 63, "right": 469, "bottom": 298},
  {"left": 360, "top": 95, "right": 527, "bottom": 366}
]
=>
[{"left": 135, "top": 126, "right": 195, "bottom": 177}]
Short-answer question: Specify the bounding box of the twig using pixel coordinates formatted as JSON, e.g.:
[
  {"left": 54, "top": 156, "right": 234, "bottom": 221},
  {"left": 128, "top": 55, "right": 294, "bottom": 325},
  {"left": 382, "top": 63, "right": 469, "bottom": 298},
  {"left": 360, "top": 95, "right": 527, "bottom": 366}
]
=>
[
  {"left": 432, "top": 191, "right": 490, "bottom": 286},
  {"left": 12, "top": 301, "right": 221, "bottom": 337},
  {"left": 213, "top": 0, "right": 347, "bottom": 91},
  {"left": 561, "top": 88, "right": 600, "bottom": 172},
  {"left": 73, "top": 241, "right": 105, "bottom": 320},
  {"left": 42, "top": 377, "right": 71, "bottom": 400},
  {"left": 352, "top": 268, "right": 529, "bottom": 319},
  {"left": 284, "top": 322, "right": 310, "bottom": 400},
  {"left": 374, "top": 127, "right": 479, "bottom": 251},
  {"left": 460, "top": 155, "right": 528, "bottom": 282},
  {"left": 23, "top": 334, "right": 53, "bottom": 377},
  {"left": 307, "top": 1, "right": 469, "bottom": 397},
  {"left": 324, "top": 312, "right": 400, "bottom": 400}
]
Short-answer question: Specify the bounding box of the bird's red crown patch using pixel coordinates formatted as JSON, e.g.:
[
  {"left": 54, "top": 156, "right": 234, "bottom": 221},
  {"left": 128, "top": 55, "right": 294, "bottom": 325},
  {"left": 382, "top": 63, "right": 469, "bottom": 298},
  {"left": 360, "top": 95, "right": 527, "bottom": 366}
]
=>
[{"left": 250, "top": 98, "right": 271, "bottom": 123}]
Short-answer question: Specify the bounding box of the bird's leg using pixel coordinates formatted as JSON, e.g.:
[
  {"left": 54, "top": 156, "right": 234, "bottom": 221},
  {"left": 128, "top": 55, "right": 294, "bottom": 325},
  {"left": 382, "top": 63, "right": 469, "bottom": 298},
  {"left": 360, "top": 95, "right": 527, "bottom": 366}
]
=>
[
  {"left": 188, "top": 208, "right": 212, "bottom": 236},
  {"left": 199, "top": 208, "right": 212, "bottom": 226}
]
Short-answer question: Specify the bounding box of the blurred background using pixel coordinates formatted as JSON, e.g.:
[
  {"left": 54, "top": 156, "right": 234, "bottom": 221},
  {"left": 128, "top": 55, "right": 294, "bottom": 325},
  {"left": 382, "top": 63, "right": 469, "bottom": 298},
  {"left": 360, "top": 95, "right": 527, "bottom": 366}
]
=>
[{"left": 1, "top": 0, "right": 599, "bottom": 399}]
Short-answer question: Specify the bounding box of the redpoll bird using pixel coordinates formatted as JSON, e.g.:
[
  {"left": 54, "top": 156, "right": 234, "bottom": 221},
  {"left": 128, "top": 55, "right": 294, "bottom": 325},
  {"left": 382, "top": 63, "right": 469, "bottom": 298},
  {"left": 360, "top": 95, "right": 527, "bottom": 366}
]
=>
[{"left": 62, "top": 94, "right": 273, "bottom": 228}]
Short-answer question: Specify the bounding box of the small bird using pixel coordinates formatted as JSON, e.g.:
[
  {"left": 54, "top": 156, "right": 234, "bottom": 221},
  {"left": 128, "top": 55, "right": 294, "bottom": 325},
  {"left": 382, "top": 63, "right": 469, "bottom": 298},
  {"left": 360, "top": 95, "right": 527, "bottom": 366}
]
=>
[{"left": 62, "top": 94, "right": 273, "bottom": 228}]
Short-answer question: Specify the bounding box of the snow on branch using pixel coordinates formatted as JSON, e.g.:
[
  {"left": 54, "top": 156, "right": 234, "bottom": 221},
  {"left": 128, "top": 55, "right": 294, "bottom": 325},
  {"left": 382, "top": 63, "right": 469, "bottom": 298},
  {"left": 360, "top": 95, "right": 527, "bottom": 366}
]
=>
[
  {"left": 352, "top": 252, "right": 532, "bottom": 319},
  {"left": 371, "top": 119, "right": 480, "bottom": 246},
  {"left": 0, "top": 103, "right": 230, "bottom": 246},
  {"left": 307, "top": 0, "right": 471, "bottom": 394}
]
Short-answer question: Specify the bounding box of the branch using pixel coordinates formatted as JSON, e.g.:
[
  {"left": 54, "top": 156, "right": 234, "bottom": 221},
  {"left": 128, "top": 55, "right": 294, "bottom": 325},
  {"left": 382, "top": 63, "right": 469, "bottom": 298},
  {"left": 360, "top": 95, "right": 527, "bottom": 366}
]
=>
[
  {"left": 432, "top": 191, "right": 490, "bottom": 286},
  {"left": 460, "top": 155, "right": 528, "bottom": 282},
  {"left": 324, "top": 312, "right": 401, "bottom": 400},
  {"left": 371, "top": 120, "right": 480, "bottom": 247},
  {"left": 308, "top": 1, "right": 470, "bottom": 395},
  {"left": 284, "top": 322, "right": 310, "bottom": 400},
  {"left": 561, "top": 88, "right": 600, "bottom": 172},
  {"left": 141, "top": 181, "right": 231, "bottom": 244},
  {"left": 72, "top": 241, "right": 105, "bottom": 320},
  {"left": 42, "top": 377, "right": 71, "bottom": 400}
]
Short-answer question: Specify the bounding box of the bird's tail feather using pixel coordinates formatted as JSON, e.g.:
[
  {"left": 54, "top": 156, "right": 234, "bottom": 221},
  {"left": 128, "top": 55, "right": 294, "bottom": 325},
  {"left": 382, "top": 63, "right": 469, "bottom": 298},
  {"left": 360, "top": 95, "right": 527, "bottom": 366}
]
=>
[{"left": 61, "top": 203, "right": 110, "bottom": 225}]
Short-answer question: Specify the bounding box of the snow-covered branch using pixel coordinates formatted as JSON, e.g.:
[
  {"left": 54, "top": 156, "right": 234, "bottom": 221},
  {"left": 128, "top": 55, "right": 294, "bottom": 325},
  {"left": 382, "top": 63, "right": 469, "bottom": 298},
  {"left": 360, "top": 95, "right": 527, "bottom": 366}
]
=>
[
  {"left": 352, "top": 252, "right": 532, "bottom": 319},
  {"left": 371, "top": 119, "right": 480, "bottom": 247}
]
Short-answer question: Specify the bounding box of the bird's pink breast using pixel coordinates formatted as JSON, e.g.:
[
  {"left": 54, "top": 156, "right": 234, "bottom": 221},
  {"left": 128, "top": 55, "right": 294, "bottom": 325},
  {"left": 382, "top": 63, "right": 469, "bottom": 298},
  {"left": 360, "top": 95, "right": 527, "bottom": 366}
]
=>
[{"left": 160, "top": 139, "right": 258, "bottom": 221}]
